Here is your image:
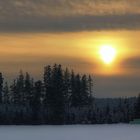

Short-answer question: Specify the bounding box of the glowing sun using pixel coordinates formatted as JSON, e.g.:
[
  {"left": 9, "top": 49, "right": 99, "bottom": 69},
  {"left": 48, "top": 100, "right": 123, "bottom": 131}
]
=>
[{"left": 99, "top": 45, "right": 117, "bottom": 64}]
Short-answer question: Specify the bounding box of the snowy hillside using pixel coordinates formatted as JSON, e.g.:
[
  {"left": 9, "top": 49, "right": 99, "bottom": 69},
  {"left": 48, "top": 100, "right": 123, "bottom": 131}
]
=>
[{"left": 0, "top": 124, "right": 140, "bottom": 140}]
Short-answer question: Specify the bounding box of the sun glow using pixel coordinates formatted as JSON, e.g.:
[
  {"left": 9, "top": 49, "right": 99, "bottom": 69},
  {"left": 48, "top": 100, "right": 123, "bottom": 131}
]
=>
[{"left": 99, "top": 45, "right": 117, "bottom": 64}]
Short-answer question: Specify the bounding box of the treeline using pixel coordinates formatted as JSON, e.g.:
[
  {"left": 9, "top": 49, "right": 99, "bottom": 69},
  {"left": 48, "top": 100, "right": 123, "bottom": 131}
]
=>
[
  {"left": 0, "top": 64, "right": 93, "bottom": 124},
  {"left": 0, "top": 64, "right": 139, "bottom": 125}
]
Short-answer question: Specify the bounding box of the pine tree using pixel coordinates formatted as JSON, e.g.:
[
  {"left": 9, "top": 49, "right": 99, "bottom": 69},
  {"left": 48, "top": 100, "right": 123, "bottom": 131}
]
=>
[
  {"left": 88, "top": 75, "right": 93, "bottom": 96},
  {"left": 135, "top": 94, "right": 140, "bottom": 119},
  {"left": 0, "top": 73, "right": 3, "bottom": 103},
  {"left": 31, "top": 80, "right": 42, "bottom": 124},
  {"left": 87, "top": 75, "right": 94, "bottom": 107},
  {"left": 16, "top": 71, "right": 24, "bottom": 104},
  {"left": 51, "top": 64, "right": 65, "bottom": 124},
  {"left": 3, "top": 82, "right": 9, "bottom": 104},
  {"left": 44, "top": 65, "right": 52, "bottom": 106},
  {"left": 81, "top": 75, "right": 89, "bottom": 106},
  {"left": 24, "top": 72, "right": 33, "bottom": 105},
  {"left": 44, "top": 64, "right": 65, "bottom": 124},
  {"left": 43, "top": 65, "right": 52, "bottom": 123},
  {"left": 71, "top": 74, "right": 81, "bottom": 108},
  {"left": 10, "top": 80, "right": 18, "bottom": 104},
  {"left": 63, "top": 68, "right": 70, "bottom": 106},
  {"left": 123, "top": 98, "right": 130, "bottom": 122},
  {"left": 105, "top": 104, "right": 112, "bottom": 124},
  {"left": 70, "top": 71, "right": 75, "bottom": 106}
]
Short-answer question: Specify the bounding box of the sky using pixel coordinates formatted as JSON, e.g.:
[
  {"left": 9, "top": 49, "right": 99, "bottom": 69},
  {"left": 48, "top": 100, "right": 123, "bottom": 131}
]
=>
[{"left": 0, "top": 0, "right": 140, "bottom": 97}]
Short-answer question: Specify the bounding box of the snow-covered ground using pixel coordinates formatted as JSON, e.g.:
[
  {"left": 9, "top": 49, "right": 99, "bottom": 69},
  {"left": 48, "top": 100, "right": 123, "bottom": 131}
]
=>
[{"left": 0, "top": 124, "right": 140, "bottom": 140}]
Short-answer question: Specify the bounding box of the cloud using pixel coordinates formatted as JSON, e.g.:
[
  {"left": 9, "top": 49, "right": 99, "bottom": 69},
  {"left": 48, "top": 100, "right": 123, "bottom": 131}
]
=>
[
  {"left": 0, "top": 14, "right": 140, "bottom": 32},
  {"left": 121, "top": 57, "right": 140, "bottom": 68},
  {"left": 0, "top": 0, "right": 140, "bottom": 32},
  {"left": 95, "top": 74, "right": 140, "bottom": 97},
  {"left": 0, "top": 0, "right": 140, "bottom": 18}
]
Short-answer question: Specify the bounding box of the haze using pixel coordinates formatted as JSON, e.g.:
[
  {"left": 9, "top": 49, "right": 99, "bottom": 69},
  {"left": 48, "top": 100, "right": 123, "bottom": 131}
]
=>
[{"left": 0, "top": 0, "right": 140, "bottom": 97}]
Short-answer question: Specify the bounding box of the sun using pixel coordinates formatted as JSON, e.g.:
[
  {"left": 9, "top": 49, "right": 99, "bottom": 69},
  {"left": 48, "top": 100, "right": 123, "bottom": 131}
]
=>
[{"left": 99, "top": 45, "right": 117, "bottom": 64}]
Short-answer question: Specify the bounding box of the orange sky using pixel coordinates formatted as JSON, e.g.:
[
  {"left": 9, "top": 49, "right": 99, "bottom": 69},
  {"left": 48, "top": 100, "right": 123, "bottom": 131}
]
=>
[
  {"left": 0, "top": 0, "right": 140, "bottom": 97},
  {"left": 0, "top": 31, "right": 140, "bottom": 97},
  {"left": 0, "top": 31, "right": 140, "bottom": 75}
]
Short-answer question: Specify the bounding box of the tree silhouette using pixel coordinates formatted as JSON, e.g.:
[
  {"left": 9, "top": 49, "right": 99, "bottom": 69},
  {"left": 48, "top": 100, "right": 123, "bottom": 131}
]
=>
[
  {"left": 31, "top": 80, "right": 42, "bottom": 124},
  {"left": 0, "top": 64, "right": 136, "bottom": 125},
  {"left": 3, "top": 82, "right": 9, "bottom": 104},
  {"left": 135, "top": 94, "right": 140, "bottom": 119},
  {"left": 0, "top": 73, "right": 3, "bottom": 103}
]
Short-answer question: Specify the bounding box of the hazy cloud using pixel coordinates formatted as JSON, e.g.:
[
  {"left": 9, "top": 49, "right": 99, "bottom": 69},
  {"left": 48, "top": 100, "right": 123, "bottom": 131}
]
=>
[
  {"left": 0, "top": 0, "right": 140, "bottom": 32},
  {"left": 0, "top": 0, "right": 140, "bottom": 18},
  {"left": 121, "top": 57, "right": 140, "bottom": 68},
  {"left": 95, "top": 75, "right": 140, "bottom": 97},
  {"left": 0, "top": 14, "right": 140, "bottom": 32}
]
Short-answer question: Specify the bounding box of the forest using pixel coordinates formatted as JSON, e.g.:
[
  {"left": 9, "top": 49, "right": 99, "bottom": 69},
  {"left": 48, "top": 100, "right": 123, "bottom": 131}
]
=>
[{"left": 0, "top": 64, "right": 139, "bottom": 125}]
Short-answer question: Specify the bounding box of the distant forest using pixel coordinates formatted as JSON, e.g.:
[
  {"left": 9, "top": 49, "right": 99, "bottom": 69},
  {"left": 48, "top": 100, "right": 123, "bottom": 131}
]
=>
[{"left": 0, "top": 64, "right": 139, "bottom": 125}]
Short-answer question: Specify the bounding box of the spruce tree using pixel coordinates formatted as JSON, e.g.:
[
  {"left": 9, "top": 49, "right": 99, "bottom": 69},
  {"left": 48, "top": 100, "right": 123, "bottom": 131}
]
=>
[
  {"left": 71, "top": 74, "right": 81, "bottom": 108},
  {"left": 81, "top": 75, "right": 89, "bottom": 106},
  {"left": 88, "top": 75, "right": 93, "bottom": 96},
  {"left": 31, "top": 80, "right": 42, "bottom": 124},
  {"left": 24, "top": 72, "right": 33, "bottom": 105},
  {"left": 63, "top": 68, "right": 70, "bottom": 108},
  {"left": 44, "top": 65, "right": 52, "bottom": 123},
  {"left": 70, "top": 71, "right": 75, "bottom": 106},
  {"left": 10, "top": 80, "right": 18, "bottom": 104},
  {"left": 16, "top": 71, "right": 24, "bottom": 104},
  {"left": 44, "top": 65, "right": 52, "bottom": 106},
  {"left": 51, "top": 64, "right": 65, "bottom": 124},
  {"left": 3, "top": 82, "right": 9, "bottom": 104},
  {"left": 0, "top": 73, "right": 3, "bottom": 103},
  {"left": 135, "top": 94, "right": 140, "bottom": 119},
  {"left": 86, "top": 75, "right": 94, "bottom": 107}
]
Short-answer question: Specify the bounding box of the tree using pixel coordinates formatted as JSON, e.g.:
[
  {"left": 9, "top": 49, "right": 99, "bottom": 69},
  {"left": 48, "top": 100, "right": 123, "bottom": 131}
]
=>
[
  {"left": 88, "top": 75, "right": 93, "bottom": 94},
  {"left": 10, "top": 80, "right": 18, "bottom": 104},
  {"left": 135, "top": 94, "right": 140, "bottom": 119},
  {"left": 31, "top": 80, "right": 42, "bottom": 124},
  {"left": 16, "top": 71, "right": 24, "bottom": 104},
  {"left": 0, "top": 73, "right": 3, "bottom": 103},
  {"left": 69, "top": 71, "right": 75, "bottom": 106},
  {"left": 3, "top": 82, "right": 9, "bottom": 104},
  {"left": 71, "top": 74, "right": 81, "bottom": 108},
  {"left": 63, "top": 68, "right": 70, "bottom": 106},
  {"left": 44, "top": 64, "right": 65, "bottom": 124},
  {"left": 51, "top": 64, "right": 65, "bottom": 124},
  {"left": 105, "top": 104, "right": 112, "bottom": 124},
  {"left": 81, "top": 75, "right": 89, "bottom": 106},
  {"left": 24, "top": 72, "right": 33, "bottom": 105},
  {"left": 43, "top": 65, "right": 52, "bottom": 123},
  {"left": 44, "top": 65, "right": 52, "bottom": 106}
]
